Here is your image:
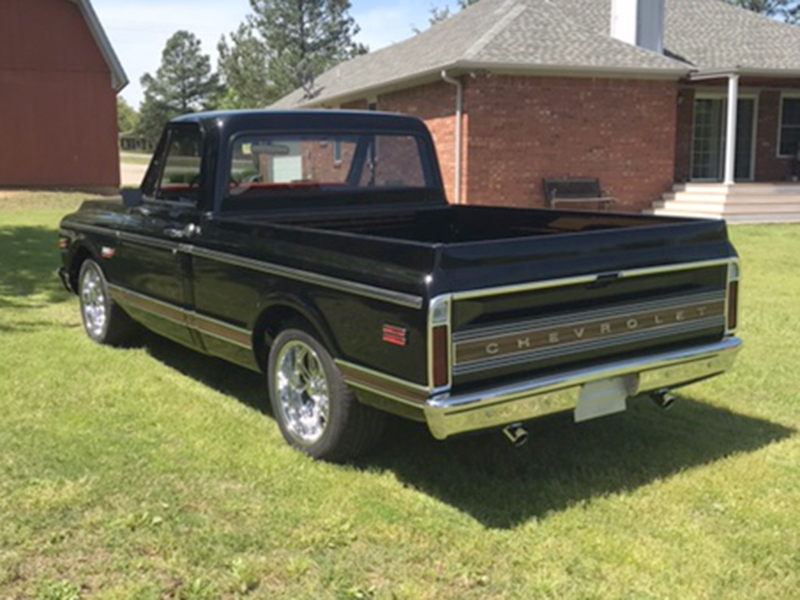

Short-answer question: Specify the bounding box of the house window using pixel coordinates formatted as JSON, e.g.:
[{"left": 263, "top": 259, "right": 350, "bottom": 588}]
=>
[{"left": 778, "top": 95, "right": 800, "bottom": 157}]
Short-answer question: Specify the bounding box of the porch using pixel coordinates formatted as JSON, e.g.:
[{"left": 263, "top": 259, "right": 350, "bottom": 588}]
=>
[
  {"left": 650, "top": 182, "right": 800, "bottom": 223},
  {"left": 653, "top": 69, "right": 800, "bottom": 223}
]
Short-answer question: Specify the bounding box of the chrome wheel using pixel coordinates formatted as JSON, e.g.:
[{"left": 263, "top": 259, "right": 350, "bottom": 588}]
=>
[
  {"left": 80, "top": 263, "right": 107, "bottom": 339},
  {"left": 274, "top": 340, "right": 330, "bottom": 445}
]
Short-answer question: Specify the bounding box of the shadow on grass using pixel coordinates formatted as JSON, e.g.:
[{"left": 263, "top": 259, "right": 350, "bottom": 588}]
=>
[
  {"left": 138, "top": 332, "right": 794, "bottom": 530},
  {"left": 363, "top": 402, "right": 794, "bottom": 528},
  {"left": 142, "top": 332, "right": 269, "bottom": 415},
  {"left": 0, "top": 226, "right": 70, "bottom": 305}
]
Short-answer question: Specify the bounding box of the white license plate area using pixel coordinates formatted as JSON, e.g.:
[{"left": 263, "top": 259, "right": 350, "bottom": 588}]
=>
[{"left": 574, "top": 377, "right": 629, "bottom": 423}]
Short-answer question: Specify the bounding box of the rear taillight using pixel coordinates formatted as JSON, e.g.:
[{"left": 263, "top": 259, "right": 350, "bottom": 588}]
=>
[
  {"left": 727, "top": 262, "right": 740, "bottom": 332},
  {"left": 432, "top": 325, "right": 449, "bottom": 388},
  {"left": 727, "top": 280, "right": 739, "bottom": 331},
  {"left": 429, "top": 296, "right": 451, "bottom": 389}
]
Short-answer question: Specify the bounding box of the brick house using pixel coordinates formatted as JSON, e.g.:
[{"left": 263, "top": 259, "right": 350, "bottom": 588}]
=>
[
  {"left": 273, "top": 0, "right": 800, "bottom": 222},
  {"left": 0, "top": 0, "right": 126, "bottom": 191}
]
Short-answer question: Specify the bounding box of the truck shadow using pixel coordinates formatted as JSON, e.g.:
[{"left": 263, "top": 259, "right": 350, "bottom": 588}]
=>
[
  {"left": 361, "top": 403, "right": 794, "bottom": 529},
  {"left": 0, "top": 226, "right": 71, "bottom": 306},
  {"left": 142, "top": 332, "right": 269, "bottom": 414},
  {"left": 141, "top": 333, "right": 794, "bottom": 530}
]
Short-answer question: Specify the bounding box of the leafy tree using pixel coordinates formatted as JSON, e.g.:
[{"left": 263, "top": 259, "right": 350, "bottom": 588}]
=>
[
  {"left": 137, "top": 30, "right": 220, "bottom": 145},
  {"left": 247, "top": 0, "right": 368, "bottom": 98},
  {"left": 116, "top": 97, "right": 139, "bottom": 134},
  {"left": 721, "top": 0, "right": 800, "bottom": 23},
  {"left": 217, "top": 24, "right": 278, "bottom": 109}
]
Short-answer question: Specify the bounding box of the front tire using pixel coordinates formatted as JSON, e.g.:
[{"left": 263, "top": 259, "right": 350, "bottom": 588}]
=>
[
  {"left": 78, "top": 259, "right": 139, "bottom": 346},
  {"left": 268, "top": 326, "right": 385, "bottom": 462}
]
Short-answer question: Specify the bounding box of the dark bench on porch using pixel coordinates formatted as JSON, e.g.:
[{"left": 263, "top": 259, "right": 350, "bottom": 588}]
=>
[{"left": 543, "top": 178, "right": 616, "bottom": 209}]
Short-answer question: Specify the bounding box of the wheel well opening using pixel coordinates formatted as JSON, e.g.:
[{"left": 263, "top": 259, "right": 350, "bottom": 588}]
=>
[
  {"left": 70, "top": 246, "right": 94, "bottom": 292},
  {"left": 252, "top": 306, "right": 320, "bottom": 372}
]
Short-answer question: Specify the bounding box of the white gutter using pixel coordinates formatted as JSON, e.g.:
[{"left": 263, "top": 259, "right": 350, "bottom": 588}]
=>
[
  {"left": 441, "top": 70, "right": 463, "bottom": 205},
  {"left": 690, "top": 66, "right": 800, "bottom": 80},
  {"left": 281, "top": 61, "right": 688, "bottom": 111}
]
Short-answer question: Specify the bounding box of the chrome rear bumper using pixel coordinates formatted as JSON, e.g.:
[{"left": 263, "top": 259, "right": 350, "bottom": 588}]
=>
[{"left": 424, "top": 337, "right": 742, "bottom": 440}]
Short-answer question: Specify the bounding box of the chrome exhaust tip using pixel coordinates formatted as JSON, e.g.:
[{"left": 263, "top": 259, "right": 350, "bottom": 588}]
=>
[
  {"left": 651, "top": 389, "right": 677, "bottom": 410},
  {"left": 502, "top": 423, "right": 529, "bottom": 447}
]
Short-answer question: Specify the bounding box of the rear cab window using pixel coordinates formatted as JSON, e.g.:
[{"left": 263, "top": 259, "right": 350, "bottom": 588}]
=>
[{"left": 224, "top": 132, "right": 432, "bottom": 208}]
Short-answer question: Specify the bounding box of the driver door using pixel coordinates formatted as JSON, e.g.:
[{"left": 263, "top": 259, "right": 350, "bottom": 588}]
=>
[{"left": 111, "top": 124, "right": 203, "bottom": 348}]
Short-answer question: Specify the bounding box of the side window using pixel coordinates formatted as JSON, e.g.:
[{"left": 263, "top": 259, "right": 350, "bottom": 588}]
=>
[
  {"left": 156, "top": 126, "right": 203, "bottom": 203},
  {"left": 779, "top": 95, "right": 800, "bottom": 157}
]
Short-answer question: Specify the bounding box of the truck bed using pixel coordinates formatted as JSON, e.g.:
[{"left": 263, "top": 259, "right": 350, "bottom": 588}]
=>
[
  {"left": 266, "top": 205, "right": 691, "bottom": 245},
  {"left": 234, "top": 204, "right": 736, "bottom": 388}
]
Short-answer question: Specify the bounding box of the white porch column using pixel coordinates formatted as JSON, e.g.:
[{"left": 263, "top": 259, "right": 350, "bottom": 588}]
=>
[{"left": 723, "top": 74, "right": 740, "bottom": 185}]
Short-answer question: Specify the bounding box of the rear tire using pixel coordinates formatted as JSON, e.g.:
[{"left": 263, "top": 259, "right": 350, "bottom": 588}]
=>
[
  {"left": 78, "top": 259, "right": 139, "bottom": 346},
  {"left": 268, "top": 325, "right": 385, "bottom": 462}
]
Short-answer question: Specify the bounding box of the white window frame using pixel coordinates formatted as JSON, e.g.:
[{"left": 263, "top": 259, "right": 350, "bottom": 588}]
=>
[
  {"left": 690, "top": 90, "right": 759, "bottom": 182},
  {"left": 333, "top": 139, "right": 343, "bottom": 166},
  {"left": 776, "top": 92, "right": 800, "bottom": 158}
]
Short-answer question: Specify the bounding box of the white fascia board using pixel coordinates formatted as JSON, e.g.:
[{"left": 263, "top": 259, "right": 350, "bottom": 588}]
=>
[
  {"left": 71, "top": 0, "right": 129, "bottom": 92},
  {"left": 295, "top": 61, "right": 689, "bottom": 108}
]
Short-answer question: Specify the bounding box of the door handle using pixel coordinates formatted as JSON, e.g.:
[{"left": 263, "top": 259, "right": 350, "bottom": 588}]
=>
[{"left": 163, "top": 223, "right": 200, "bottom": 239}]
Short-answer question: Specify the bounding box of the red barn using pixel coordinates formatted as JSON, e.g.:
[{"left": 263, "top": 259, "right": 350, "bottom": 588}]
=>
[{"left": 0, "top": 0, "right": 126, "bottom": 192}]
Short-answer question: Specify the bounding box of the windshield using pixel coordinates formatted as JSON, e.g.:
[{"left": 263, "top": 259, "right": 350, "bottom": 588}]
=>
[{"left": 226, "top": 132, "right": 435, "bottom": 205}]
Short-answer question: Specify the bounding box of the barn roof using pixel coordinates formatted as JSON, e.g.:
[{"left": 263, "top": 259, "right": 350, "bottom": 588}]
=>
[{"left": 69, "top": 0, "right": 128, "bottom": 92}]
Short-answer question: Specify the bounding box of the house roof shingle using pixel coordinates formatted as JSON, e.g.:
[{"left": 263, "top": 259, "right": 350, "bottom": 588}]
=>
[
  {"left": 272, "top": 0, "right": 800, "bottom": 108},
  {"left": 567, "top": 0, "right": 800, "bottom": 73}
]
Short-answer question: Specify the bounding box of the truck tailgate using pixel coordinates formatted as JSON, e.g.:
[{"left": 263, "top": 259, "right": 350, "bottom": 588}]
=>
[{"left": 434, "top": 218, "right": 737, "bottom": 388}]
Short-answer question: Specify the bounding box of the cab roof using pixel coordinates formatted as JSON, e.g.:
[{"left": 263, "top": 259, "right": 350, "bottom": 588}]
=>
[{"left": 171, "top": 109, "right": 431, "bottom": 135}]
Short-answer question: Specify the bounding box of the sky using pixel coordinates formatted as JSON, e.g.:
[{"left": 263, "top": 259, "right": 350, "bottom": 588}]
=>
[{"left": 90, "top": 0, "right": 455, "bottom": 107}]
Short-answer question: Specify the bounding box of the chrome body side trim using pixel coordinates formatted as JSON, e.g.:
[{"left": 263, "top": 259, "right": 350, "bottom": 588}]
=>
[
  {"left": 61, "top": 224, "right": 424, "bottom": 309},
  {"left": 451, "top": 258, "right": 734, "bottom": 302},
  {"left": 188, "top": 246, "right": 424, "bottom": 309},
  {"left": 108, "top": 284, "right": 253, "bottom": 349},
  {"left": 335, "top": 359, "right": 431, "bottom": 406},
  {"left": 118, "top": 230, "right": 180, "bottom": 252},
  {"left": 62, "top": 223, "right": 121, "bottom": 239},
  {"left": 423, "top": 337, "right": 742, "bottom": 440}
]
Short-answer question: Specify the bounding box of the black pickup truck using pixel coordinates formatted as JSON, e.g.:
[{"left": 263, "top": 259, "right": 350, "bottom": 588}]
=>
[{"left": 58, "top": 110, "right": 741, "bottom": 461}]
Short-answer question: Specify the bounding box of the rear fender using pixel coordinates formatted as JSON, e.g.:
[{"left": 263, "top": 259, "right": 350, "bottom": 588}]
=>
[{"left": 250, "top": 293, "right": 341, "bottom": 366}]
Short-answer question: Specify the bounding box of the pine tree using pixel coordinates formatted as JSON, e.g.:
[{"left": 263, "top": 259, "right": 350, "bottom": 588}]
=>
[
  {"left": 248, "top": 0, "right": 367, "bottom": 98},
  {"left": 413, "top": 0, "right": 481, "bottom": 33},
  {"left": 137, "top": 31, "right": 220, "bottom": 145},
  {"left": 722, "top": 0, "right": 800, "bottom": 23},
  {"left": 217, "top": 24, "right": 278, "bottom": 109}
]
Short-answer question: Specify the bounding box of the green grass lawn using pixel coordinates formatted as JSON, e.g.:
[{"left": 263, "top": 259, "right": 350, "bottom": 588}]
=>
[
  {"left": 119, "top": 152, "right": 153, "bottom": 167},
  {"left": 1, "top": 192, "right": 798, "bottom": 599}
]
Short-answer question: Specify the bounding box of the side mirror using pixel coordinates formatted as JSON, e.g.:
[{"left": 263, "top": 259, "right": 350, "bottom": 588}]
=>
[{"left": 121, "top": 189, "right": 144, "bottom": 208}]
